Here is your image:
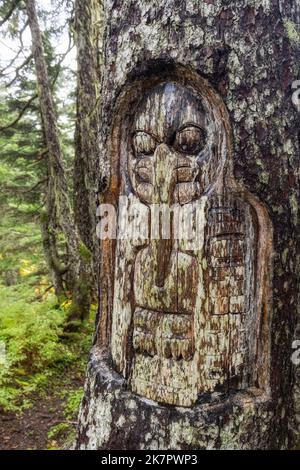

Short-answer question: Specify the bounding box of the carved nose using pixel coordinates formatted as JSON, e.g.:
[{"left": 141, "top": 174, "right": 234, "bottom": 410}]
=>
[
  {"left": 151, "top": 144, "right": 177, "bottom": 287},
  {"left": 152, "top": 144, "right": 178, "bottom": 204}
]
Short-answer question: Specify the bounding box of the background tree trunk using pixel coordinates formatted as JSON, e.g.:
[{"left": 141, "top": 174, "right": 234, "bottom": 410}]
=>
[
  {"left": 73, "top": 0, "right": 103, "bottom": 252},
  {"left": 73, "top": 0, "right": 104, "bottom": 298},
  {"left": 76, "top": 0, "right": 300, "bottom": 449}
]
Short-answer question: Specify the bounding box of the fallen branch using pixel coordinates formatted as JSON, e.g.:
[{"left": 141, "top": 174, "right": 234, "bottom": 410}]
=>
[{"left": 34, "top": 284, "right": 54, "bottom": 301}]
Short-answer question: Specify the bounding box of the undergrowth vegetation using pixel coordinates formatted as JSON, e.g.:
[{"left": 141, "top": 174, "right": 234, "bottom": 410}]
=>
[
  {"left": 0, "top": 215, "right": 94, "bottom": 449},
  {"left": 0, "top": 282, "right": 94, "bottom": 413}
]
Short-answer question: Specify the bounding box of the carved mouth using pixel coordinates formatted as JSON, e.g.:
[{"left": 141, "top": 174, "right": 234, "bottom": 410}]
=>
[
  {"left": 176, "top": 165, "right": 197, "bottom": 183},
  {"left": 135, "top": 307, "right": 193, "bottom": 316},
  {"left": 135, "top": 164, "right": 197, "bottom": 185},
  {"left": 133, "top": 307, "right": 194, "bottom": 360}
]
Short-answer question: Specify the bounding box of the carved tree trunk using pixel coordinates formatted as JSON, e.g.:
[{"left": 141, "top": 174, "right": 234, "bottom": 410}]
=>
[{"left": 76, "top": 0, "right": 300, "bottom": 450}]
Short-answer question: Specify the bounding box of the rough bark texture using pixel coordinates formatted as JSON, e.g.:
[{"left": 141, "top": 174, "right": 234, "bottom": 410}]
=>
[
  {"left": 77, "top": 0, "right": 300, "bottom": 449},
  {"left": 77, "top": 349, "right": 275, "bottom": 450},
  {"left": 73, "top": 0, "right": 104, "bottom": 272}
]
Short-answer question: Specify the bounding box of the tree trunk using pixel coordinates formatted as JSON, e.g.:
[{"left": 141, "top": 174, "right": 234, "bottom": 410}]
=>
[
  {"left": 26, "top": 0, "right": 93, "bottom": 321},
  {"left": 73, "top": 0, "right": 104, "bottom": 299},
  {"left": 76, "top": 0, "right": 300, "bottom": 449},
  {"left": 73, "top": 0, "right": 103, "bottom": 253}
]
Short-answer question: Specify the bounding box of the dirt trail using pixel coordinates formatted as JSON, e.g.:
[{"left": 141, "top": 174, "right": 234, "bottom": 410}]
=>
[{"left": 0, "top": 395, "right": 75, "bottom": 450}]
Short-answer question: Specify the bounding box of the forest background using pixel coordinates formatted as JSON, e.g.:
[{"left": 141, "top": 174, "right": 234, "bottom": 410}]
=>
[{"left": 0, "top": 0, "right": 101, "bottom": 449}]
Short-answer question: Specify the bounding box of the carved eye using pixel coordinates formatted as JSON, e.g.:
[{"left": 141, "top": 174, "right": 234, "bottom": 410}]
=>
[
  {"left": 134, "top": 158, "right": 152, "bottom": 183},
  {"left": 132, "top": 131, "right": 157, "bottom": 157},
  {"left": 174, "top": 126, "right": 205, "bottom": 155}
]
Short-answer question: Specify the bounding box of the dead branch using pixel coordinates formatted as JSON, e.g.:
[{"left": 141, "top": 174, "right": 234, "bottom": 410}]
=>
[
  {"left": 0, "top": 93, "right": 38, "bottom": 132},
  {"left": 4, "top": 54, "right": 33, "bottom": 86}
]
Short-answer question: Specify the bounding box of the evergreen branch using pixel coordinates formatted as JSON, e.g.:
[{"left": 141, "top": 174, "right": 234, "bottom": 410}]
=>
[
  {"left": 0, "top": 21, "right": 30, "bottom": 76},
  {"left": 51, "top": 33, "right": 74, "bottom": 86},
  {"left": 0, "top": 40, "right": 73, "bottom": 131},
  {"left": 26, "top": 147, "right": 49, "bottom": 165},
  {"left": 0, "top": 0, "right": 21, "bottom": 27}
]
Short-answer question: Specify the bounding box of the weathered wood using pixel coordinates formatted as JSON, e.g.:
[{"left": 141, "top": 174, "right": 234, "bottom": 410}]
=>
[
  {"left": 108, "top": 81, "right": 272, "bottom": 407},
  {"left": 77, "top": 0, "right": 300, "bottom": 449}
]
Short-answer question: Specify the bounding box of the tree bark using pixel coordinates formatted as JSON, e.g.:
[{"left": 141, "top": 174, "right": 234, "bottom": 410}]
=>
[
  {"left": 73, "top": 0, "right": 103, "bottom": 253},
  {"left": 76, "top": 0, "right": 300, "bottom": 449},
  {"left": 73, "top": 0, "right": 105, "bottom": 300}
]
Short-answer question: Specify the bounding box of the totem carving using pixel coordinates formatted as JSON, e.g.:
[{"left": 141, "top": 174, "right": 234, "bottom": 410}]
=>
[{"left": 104, "top": 77, "right": 272, "bottom": 407}]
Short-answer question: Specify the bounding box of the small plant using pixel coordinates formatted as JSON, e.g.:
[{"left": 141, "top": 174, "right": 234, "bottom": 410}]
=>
[
  {"left": 63, "top": 388, "right": 84, "bottom": 419},
  {"left": 47, "top": 422, "right": 71, "bottom": 440}
]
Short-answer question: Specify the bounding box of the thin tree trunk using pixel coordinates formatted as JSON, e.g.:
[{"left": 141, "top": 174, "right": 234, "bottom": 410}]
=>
[
  {"left": 39, "top": 125, "right": 67, "bottom": 300},
  {"left": 40, "top": 212, "right": 65, "bottom": 301}
]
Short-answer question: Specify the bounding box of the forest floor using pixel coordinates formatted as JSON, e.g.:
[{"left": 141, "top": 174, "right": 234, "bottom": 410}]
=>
[
  {"left": 0, "top": 273, "right": 95, "bottom": 450},
  {"left": 0, "top": 388, "right": 76, "bottom": 450},
  {"left": 0, "top": 368, "right": 85, "bottom": 450}
]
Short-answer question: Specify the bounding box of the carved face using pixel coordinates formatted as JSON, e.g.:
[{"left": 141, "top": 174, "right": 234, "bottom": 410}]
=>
[{"left": 128, "top": 82, "right": 221, "bottom": 205}]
